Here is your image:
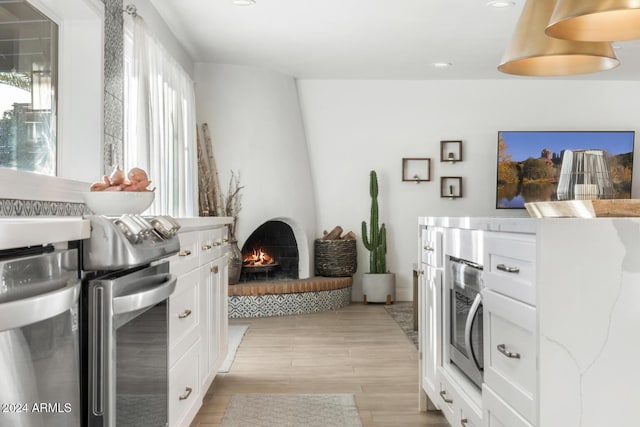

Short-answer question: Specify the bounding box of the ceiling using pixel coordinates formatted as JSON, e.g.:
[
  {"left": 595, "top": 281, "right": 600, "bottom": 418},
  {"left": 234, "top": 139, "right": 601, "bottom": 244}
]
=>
[{"left": 149, "top": 0, "right": 640, "bottom": 80}]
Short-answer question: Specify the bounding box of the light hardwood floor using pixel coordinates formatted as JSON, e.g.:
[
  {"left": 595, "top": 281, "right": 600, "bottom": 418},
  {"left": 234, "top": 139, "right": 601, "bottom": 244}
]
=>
[{"left": 190, "top": 303, "right": 448, "bottom": 427}]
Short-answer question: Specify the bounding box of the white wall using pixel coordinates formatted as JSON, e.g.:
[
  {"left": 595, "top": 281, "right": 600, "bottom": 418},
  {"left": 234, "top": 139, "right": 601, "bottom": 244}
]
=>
[
  {"left": 297, "top": 79, "right": 640, "bottom": 301},
  {"left": 195, "top": 64, "right": 318, "bottom": 278}
]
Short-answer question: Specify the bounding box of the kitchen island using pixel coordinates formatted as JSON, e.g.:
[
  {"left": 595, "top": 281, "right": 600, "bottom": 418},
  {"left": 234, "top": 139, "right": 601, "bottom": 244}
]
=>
[{"left": 418, "top": 217, "right": 640, "bottom": 427}]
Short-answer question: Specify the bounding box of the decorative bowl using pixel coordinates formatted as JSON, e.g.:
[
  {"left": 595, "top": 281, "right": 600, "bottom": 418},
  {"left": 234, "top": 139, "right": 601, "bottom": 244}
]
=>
[{"left": 82, "top": 191, "right": 155, "bottom": 216}]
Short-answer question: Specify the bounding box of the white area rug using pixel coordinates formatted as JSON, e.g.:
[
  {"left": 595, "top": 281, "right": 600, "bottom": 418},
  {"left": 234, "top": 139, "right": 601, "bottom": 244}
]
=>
[
  {"left": 220, "top": 393, "right": 362, "bottom": 427},
  {"left": 218, "top": 324, "right": 249, "bottom": 373}
]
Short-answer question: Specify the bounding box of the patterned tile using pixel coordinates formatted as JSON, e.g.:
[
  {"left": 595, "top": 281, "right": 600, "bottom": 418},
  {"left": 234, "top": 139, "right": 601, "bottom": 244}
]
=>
[
  {"left": 104, "top": 91, "right": 123, "bottom": 139},
  {"left": 0, "top": 199, "right": 86, "bottom": 216},
  {"left": 102, "top": 0, "right": 124, "bottom": 175},
  {"left": 228, "top": 286, "right": 352, "bottom": 319}
]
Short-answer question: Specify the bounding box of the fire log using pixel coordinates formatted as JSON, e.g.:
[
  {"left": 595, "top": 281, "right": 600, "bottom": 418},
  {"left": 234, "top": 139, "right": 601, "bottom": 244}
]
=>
[
  {"left": 342, "top": 231, "right": 356, "bottom": 240},
  {"left": 322, "top": 226, "right": 343, "bottom": 240}
]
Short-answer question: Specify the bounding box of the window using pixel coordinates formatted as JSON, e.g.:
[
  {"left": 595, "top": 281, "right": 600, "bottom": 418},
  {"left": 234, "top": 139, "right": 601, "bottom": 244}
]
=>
[
  {"left": 0, "top": 0, "right": 58, "bottom": 176},
  {"left": 123, "top": 14, "right": 197, "bottom": 217}
]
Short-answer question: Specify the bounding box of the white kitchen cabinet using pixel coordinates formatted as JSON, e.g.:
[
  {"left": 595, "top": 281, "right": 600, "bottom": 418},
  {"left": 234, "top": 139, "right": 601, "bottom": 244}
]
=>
[
  {"left": 169, "top": 339, "right": 201, "bottom": 427},
  {"left": 482, "top": 231, "right": 537, "bottom": 426},
  {"left": 200, "top": 253, "right": 229, "bottom": 390},
  {"left": 437, "top": 367, "right": 483, "bottom": 427},
  {"left": 418, "top": 225, "right": 443, "bottom": 411},
  {"left": 419, "top": 216, "right": 640, "bottom": 427},
  {"left": 169, "top": 225, "right": 229, "bottom": 427},
  {"left": 482, "top": 289, "right": 536, "bottom": 425},
  {"left": 483, "top": 233, "right": 536, "bottom": 306},
  {"left": 483, "top": 385, "right": 533, "bottom": 427}
]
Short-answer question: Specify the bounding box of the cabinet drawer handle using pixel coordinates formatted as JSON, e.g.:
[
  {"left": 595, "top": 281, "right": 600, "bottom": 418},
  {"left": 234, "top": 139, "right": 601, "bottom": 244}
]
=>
[
  {"left": 497, "top": 264, "right": 520, "bottom": 273},
  {"left": 461, "top": 418, "right": 469, "bottom": 426},
  {"left": 223, "top": 238, "right": 229, "bottom": 243},
  {"left": 178, "top": 250, "right": 192, "bottom": 257},
  {"left": 202, "top": 244, "right": 212, "bottom": 251},
  {"left": 439, "top": 390, "right": 453, "bottom": 404},
  {"left": 211, "top": 265, "right": 219, "bottom": 274},
  {"left": 213, "top": 241, "right": 221, "bottom": 247},
  {"left": 497, "top": 344, "right": 521, "bottom": 359},
  {"left": 424, "top": 245, "right": 434, "bottom": 252},
  {"left": 178, "top": 309, "right": 192, "bottom": 319},
  {"left": 178, "top": 387, "right": 193, "bottom": 401}
]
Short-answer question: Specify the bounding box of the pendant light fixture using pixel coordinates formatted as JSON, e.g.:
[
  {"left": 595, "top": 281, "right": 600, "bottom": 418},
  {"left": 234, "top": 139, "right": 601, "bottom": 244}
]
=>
[
  {"left": 498, "top": 0, "right": 619, "bottom": 76},
  {"left": 546, "top": 1, "right": 640, "bottom": 42}
]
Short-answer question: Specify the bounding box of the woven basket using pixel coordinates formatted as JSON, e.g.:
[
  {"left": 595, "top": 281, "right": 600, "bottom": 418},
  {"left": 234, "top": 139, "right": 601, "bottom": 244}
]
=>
[{"left": 314, "top": 238, "right": 357, "bottom": 277}]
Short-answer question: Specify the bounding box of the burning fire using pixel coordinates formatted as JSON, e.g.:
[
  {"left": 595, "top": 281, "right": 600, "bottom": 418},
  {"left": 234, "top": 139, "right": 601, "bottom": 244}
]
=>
[{"left": 243, "top": 247, "right": 275, "bottom": 266}]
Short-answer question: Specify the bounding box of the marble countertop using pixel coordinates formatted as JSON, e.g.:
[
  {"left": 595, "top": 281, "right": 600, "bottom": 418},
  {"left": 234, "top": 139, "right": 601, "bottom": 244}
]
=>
[
  {"left": 0, "top": 216, "right": 90, "bottom": 250},
  {"left": 418, "top": 216, "right": 537, "bottom": 234},
  {"left": 175, "top": 216, "right": 233, "bottom": 233}
]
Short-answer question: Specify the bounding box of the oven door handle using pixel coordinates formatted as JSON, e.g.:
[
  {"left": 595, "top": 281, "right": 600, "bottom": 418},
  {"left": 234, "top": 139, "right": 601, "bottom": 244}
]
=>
[
  {"left": 112, "top": 273, "right": 177, "bottom": 314},
  {"left": 464, "top": 292, "right": 483, "bottom": 372},
  {"left": 0, "top": 281, "right": 80, "bottom": 331}
]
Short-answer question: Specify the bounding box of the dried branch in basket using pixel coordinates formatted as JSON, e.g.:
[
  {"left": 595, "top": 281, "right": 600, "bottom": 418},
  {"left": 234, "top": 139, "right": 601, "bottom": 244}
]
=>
[{"left": 224, "top": 170, "right": 243, "bottom": 239}]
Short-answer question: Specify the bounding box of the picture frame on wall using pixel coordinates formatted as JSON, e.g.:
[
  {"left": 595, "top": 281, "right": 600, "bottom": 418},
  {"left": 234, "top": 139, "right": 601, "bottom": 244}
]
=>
[
  {"left": 496, "top": 131, "right": 635, "bottom": 209},
  {"left": 441, "top": 176, "right": 462, "bottom": 198},
  {"left": 402, "top": 158, "right": 431, "bottom": 182},
  {"left": 440, "top": 140, "right": 462, "bottom": 162}
]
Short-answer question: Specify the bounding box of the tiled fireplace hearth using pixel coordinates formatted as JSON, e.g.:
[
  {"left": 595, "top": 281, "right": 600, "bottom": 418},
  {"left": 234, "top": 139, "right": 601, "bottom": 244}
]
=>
[
  {"left": 228, "top": 276, "right": 352, "bottom": 318},
  {"left": 230, "top": 220, "right": 353, "bottom": 318}
]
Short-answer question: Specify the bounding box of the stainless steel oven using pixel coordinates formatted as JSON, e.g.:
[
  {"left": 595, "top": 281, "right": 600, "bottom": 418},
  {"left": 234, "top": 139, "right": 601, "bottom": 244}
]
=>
[
  {"left": 80, "top": 215, "right": 179, "bottom": 427},
  {"left": 0, "top": 246, "right": 81, "bottom": 427},
  {"left": 447, "top": 255, "right": 483, "bottom": 389},
  {"left": 83, "top": 263, "right": 175, "bottom": 427}
]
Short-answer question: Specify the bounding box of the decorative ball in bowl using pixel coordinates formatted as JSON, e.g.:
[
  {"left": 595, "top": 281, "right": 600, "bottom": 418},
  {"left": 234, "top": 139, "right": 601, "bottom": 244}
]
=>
[{"left": 82, "top": 191, "right": 155, "bottom": 216}]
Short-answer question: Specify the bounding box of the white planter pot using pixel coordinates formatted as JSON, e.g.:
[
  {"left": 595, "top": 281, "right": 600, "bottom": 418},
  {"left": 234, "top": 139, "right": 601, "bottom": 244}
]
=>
[{"left": 362, "top": 272, "right": 395, "bottom": 304}]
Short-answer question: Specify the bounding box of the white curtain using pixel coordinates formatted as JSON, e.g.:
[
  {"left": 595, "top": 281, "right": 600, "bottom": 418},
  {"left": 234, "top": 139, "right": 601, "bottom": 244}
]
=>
[{"left": 125, "top": 16, "right": 197, "bottom": 217}]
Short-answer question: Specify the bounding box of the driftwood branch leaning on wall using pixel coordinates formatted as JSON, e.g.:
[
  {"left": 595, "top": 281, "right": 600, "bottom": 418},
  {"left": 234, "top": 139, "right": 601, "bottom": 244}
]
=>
[{"left": 197, "top": 123, "right": 225, "bottom": 216}]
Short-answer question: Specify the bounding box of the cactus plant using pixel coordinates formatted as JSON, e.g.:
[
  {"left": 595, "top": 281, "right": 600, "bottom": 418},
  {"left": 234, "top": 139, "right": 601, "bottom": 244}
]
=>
[{"left": 361, "top": 170, "right": 387, "bottom": 274}]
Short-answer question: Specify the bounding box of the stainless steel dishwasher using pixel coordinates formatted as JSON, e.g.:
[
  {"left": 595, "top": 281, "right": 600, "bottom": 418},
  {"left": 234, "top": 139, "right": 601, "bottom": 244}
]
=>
[{"left": 0, "top": 246, "right": 81, "bottom": 427}]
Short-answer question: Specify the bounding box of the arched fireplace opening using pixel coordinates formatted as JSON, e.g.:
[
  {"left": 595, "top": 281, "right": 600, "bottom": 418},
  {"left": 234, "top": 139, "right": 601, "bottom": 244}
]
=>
[{"left": 240, "top": 220, "right": 299, "bottom": 282}]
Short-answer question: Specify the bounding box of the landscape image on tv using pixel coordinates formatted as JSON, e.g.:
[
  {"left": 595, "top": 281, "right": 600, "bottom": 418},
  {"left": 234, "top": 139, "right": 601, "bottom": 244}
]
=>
[{"left": 497, "top": 131, "right": 634, "bottom": 209}]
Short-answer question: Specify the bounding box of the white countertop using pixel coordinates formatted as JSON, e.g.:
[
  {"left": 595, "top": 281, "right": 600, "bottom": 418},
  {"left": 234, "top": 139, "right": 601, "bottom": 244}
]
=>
[
  {"left": 0, "top": 216, "right": 90, "bottom": 250},
  {"left": 175, "top": 216, "right": 233, "bottom": 233},
  {"left": 419, "top": 216, "right": 536, "bottom": 234}
]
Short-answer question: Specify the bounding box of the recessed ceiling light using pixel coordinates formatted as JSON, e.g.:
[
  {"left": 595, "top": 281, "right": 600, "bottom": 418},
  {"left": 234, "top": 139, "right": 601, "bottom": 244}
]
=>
[
  {"left": 433, "top": 62, "right": 453, "bottom": 68},
  {"left": 486, "top": 1, "right": 515, "bottom": 8},
  {"left": 232, "top": 0, "right": 256, "bottom": 5}
]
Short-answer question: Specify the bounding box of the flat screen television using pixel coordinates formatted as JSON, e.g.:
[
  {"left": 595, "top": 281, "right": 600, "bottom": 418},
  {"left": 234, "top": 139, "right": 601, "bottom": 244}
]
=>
[{"left": 497, "top": 131, "right": 635, "bottom": 209}]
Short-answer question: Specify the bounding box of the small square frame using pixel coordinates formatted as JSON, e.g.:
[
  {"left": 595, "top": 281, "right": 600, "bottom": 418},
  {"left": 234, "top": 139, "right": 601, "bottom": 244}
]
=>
[
  {"left": 402, "top": 158, "right": 431, "bottom": 182},
  {"left": 440, "top": 140, "right": 463, "bottom": 162},
  {"left": 441, "top": 176, "right": 462, "bottom": 198}
]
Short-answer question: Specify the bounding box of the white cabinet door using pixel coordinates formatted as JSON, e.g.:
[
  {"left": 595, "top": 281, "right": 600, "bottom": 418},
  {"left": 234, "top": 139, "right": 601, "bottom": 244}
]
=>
[
  {"left": 421, "top": 227, "right": 443, "bottom": 267},
  {"left": 170, "top": 231, "right": 199, "bottom": 277},
  {"left": 483, "top": 290, "right": 536, "bottom": 425},
  {"left": 169, "top": 339, "right": 201, "bottom": 427},
  {"left": 213, "top": 255, "right": 229, "bottom": 373},
  {"left": 483, "top": 385, "right": 533, "bottom": 427},
  {"left": 437, "top": 367, "right": 483, "bottom": 427},
  {"left": 169, "top": 268, "right": 201, "bottom": 367},
  {"left": 199, "top": 254, "right": 229, "bottom": 390},
  {"left": 420, "top": 267, "right": 442, "bottom": 403},
  {"left": 483, "top": 233, "right": 536, "bottom": 306}
]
